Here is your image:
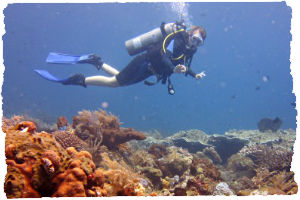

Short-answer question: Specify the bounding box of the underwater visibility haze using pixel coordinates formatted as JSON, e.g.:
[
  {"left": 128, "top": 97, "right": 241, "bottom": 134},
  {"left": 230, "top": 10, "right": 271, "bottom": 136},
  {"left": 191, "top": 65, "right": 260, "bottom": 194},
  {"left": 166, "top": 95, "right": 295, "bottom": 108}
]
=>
[{"left": 2, "top": 2, "right": 296, "bottom": 135}]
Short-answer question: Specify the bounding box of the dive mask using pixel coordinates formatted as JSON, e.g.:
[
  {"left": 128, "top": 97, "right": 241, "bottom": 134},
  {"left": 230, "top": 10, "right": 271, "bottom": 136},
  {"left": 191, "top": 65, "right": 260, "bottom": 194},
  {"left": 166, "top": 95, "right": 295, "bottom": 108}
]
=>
[{"left": 191, "top": 34, "right": 204, "bottom": 47}]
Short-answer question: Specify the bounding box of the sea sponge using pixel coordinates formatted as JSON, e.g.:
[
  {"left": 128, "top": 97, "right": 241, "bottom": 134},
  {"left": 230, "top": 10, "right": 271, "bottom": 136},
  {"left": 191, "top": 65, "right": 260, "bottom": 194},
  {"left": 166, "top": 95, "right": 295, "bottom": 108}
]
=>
[{"left": 72, "top": 109, "right": 146, "bottom": 149}]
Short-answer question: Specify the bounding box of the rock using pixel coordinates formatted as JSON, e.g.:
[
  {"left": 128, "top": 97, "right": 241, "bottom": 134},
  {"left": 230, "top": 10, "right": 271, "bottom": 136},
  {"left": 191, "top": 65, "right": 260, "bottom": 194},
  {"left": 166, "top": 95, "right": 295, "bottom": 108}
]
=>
[{"left": 213, "top": 182, "right": 235, "bottom": 195}]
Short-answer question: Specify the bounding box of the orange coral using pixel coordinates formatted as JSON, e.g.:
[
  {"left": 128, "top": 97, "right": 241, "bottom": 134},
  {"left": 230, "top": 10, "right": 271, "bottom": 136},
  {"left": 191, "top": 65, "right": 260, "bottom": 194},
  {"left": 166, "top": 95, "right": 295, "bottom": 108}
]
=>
[
  {"left": 15, "top": 121, "right": 37, "bottom": 133},
  {"left": 52, "top": 167, "right": 87, "bottom": 197},
  {"left": 72, "top": 109, "right": 146, "bottom": 149},
  {"left": 51, "top": 148, "right": 96, "bottom": 197},
  {"left": 5, "top": 158, "right": 40, "bottom": 198}
]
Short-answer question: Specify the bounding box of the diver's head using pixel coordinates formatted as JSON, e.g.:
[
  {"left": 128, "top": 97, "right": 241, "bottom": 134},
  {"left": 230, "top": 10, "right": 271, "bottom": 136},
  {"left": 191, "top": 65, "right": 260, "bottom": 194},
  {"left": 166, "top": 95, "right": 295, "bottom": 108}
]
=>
[{"left": 187, "top": 25, "right": 206, "bottom": 47}]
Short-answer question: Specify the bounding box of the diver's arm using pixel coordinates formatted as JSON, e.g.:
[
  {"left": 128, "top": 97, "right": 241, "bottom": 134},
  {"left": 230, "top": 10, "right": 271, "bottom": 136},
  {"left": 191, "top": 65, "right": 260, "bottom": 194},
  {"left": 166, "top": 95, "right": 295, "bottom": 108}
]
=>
[
  {"left": 186, "top": 67, "right": 196, "bottom": 77},
  {"left": 161, "top": 52, "right": 176, "bottom": 74},
  {"left": 186, "top": 67, "right": 206, "bottom": 79}
]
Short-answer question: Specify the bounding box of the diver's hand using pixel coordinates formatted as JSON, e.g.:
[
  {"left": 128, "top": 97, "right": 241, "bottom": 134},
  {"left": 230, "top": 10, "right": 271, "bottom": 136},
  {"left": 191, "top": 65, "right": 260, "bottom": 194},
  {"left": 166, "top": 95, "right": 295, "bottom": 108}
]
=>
[
  {"left": 173, "top": 64, "right": 187, "bottom": 73},
  {"left": 195, "top": 71, "right": 206, "bottom": 79}
]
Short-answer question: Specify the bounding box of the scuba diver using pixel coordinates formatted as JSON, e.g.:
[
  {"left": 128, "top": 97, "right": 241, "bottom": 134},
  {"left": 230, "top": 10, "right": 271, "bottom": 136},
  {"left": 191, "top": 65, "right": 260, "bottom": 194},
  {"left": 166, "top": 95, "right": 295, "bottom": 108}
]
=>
[{"left": 35, "top": 21, "right": 206, "bottom": 95}]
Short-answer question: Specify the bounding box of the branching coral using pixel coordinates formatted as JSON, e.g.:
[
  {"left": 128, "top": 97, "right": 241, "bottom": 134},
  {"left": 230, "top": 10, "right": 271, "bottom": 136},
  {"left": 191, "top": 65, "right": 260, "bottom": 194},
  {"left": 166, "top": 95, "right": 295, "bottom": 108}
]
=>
[
  {"left": 99, "top": 152, "right": 146, "bottom": 196},
  {"left": 237, "top": 170, "right": 298, "bottom": 195},
  {"left": 72, "top": 109, "right": 146, "bottom": 149}
]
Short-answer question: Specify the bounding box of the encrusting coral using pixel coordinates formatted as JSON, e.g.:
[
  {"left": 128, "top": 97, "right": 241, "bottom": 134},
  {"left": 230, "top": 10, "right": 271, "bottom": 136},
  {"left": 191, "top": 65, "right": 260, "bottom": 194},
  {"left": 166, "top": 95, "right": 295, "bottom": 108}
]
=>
[
  {"left": 72, "top": 109, "right": 146, "bottom": 149},
  {"left": 4, "top": 119, "right": 70, "bottom": 198}
]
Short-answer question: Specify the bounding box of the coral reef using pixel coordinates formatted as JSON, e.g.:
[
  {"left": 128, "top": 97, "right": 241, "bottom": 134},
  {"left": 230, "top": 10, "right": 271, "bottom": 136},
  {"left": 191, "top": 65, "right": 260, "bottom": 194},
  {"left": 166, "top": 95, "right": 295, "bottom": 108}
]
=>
[
  {"left": 166, "top": 129, "right": 211, "bottom": 153},
  {"left": 257, "top": 117, "right": 282, "bottom": 132},
  {"left": 207, "top": 135, "right": 248, "bottom": 163},
  {"left": 72, "top": 109, "right": 146, "bottom": 149},
  {"left": 4, "top": 121, "right": 69, "bottom": 198},
  {"left": 3, "top": 112, "right": 298, "bottom": 197},
  {"left": 202, "top": 146, "right": 222, "bottom": 164},
  {"left": 56, "top": 116, "right": 68, "bottom": 130},
  {"left": 51, "top": 148, "right": 96, "bottom": 197},
  {"left": 148, "top": 143, "right": 167, "bottom": 159},
  {"left": 240, "top": 144, "right": 293, "bottom": 171},
  {"left": 237, "top": 170, "right": 298, "bottom": 195},
  {"left": 52, "top": 130, "right": 88, "bottom": 151},
  {"left": 157, "top": 147, "right": 193, "bottom": 177},
  {"left": 225, "top": 129, "right": 296, "bottom": 149},
  {"left": 213, "top": 182, "right": 234, "bottom": 195}
]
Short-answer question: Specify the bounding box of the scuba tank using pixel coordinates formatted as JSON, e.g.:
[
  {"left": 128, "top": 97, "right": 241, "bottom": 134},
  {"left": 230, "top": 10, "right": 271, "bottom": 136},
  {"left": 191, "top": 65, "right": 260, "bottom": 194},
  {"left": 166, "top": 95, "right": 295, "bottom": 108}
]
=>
[{"left": 125, "top": 22, "right": 181, "bottom": 56}]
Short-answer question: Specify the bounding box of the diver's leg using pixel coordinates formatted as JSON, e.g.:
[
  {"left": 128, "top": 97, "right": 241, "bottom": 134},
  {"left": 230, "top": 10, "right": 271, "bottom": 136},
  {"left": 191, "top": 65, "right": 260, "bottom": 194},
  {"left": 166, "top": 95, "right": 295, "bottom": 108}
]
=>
[
  {"left": 101, "top": 63, "right": 119, "bottom": 76},
  {"left": 85, "top": 75, "right": 120, "bottom": 87}
]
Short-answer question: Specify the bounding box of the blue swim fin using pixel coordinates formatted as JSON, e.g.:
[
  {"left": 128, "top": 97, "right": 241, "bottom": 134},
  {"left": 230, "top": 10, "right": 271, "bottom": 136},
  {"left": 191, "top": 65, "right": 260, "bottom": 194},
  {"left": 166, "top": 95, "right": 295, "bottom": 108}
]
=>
[
  {"left": 46, "top": 52, "right": 103, "bottom": 70},
  {"left": 46, "top": 52, "right": 82, "bottom": 64},
  {"left": 34, "top": 69, "right": 68, "bottom": 83},
  {"left": 34, "top": 69, "right": 87, "bottom": 87}
]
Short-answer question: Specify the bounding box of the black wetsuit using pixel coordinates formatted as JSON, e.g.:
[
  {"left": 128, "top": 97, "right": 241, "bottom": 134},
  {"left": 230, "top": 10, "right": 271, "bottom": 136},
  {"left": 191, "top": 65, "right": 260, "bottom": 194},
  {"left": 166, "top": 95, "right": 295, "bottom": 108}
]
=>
[{"left": 116, "top": 30, "right": 197, "bottom": 87}]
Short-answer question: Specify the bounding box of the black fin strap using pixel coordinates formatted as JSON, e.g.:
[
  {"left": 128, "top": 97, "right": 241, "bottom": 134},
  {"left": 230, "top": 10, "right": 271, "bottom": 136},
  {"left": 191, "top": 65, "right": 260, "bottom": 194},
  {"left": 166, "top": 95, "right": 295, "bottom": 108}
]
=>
[{"left": 160, "top": 22, "right": 167, "bottom": 37}]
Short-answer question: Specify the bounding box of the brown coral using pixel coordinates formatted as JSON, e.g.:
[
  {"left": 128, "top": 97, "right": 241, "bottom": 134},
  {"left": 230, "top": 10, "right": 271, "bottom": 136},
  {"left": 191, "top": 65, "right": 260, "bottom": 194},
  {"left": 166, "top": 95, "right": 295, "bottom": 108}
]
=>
[
  {"left": 72, "top": 109, "right": 146, "bottom": 149},
  {"left": 56, "top": 116, "right": 68, "bottom": 130},
  {"left": 238, "top": 170, "right": 298, "bottom": 195},
  {"left": 99, "top": 152, "right": 146, "bottom": 196},
  {"left": 240, "top": 144, "right": 293, "bottom": 171},
  {"left": 52, "top": 130, "right": 88, "bottom": 151},
  {"left": 148, "top": 143, "right": 167, "bottom": 159}
]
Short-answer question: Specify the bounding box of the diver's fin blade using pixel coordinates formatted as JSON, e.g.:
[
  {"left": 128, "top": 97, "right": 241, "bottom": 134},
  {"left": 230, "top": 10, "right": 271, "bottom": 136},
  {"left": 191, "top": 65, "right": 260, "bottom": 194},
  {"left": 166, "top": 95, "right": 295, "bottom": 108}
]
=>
[
  {"left": 46, "top": 52, "right": 81, "bottom": 64},
  {"left": 34, "top": 69, "right": 67, "bottom": 83}
]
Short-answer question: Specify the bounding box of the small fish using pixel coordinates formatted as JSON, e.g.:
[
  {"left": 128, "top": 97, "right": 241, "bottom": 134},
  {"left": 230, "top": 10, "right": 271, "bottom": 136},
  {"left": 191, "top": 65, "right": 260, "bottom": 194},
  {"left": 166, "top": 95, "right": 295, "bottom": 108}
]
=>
[
  {"left": 255, "top": 86, "right": 261, "bottom": 91},
  {"left": 291, "top": 102, "right": 296, "bottom": 107},
  {"left": 262, "top": 75, "right": 270, "bottom": 82}
]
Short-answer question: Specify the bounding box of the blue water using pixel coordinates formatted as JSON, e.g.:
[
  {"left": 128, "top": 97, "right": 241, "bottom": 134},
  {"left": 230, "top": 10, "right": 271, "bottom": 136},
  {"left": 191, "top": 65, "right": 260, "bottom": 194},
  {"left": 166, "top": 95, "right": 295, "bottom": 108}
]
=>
[{"left": 2, "top": 2, "right": 296, "bottom": 136}]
